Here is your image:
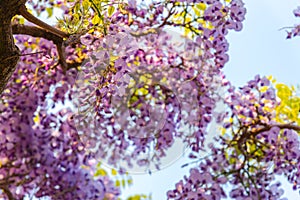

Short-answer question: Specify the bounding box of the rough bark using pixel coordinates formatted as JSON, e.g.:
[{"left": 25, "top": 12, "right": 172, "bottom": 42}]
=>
[
  {"left": 0, "top": 0, "right": 26, "bottom": 95},
  {"left": 12, "top": 24, "right": 63, "bottom": 45}
]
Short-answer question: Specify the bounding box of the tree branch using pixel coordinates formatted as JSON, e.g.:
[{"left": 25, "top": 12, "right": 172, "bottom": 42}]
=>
[
  {"left": 12, "top": 24, "right": 82, "bottom": 72},
  {"left": 18, "top": 4, "right": 69, "bottom": 38},
  {"left": 236, "top": 122, "right": 300, "bottom": 146},
  {"left": 12, "top": 24, "right": 63, "bottom": 45},
  {"left": 251, "top": 123, "right": 300, "bottom": 136}
]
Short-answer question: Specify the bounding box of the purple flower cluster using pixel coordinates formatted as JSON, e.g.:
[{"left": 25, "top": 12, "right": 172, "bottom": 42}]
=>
[
  {"left": 286, "top": 6, "right": 300, "bottom": 38},
  {"left": 73, "top": 25, "right": 220, "bottom": 171},
  {"left": 0, "top": 31, "right": 119, "bottom": 199},
  {"left": 168, "top": 75, "right": 300, "bottom": 199},
  {"left": 70, "top": 0, "right": 249, "bottom": 173}
]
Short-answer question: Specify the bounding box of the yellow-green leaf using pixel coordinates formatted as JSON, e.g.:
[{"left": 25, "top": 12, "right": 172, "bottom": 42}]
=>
[
  {"left": 111, "top": 168, "right": 117, "bottom": 176},
  {"left": 83, "top": 0, "right": 91, "bottom": 10},
  {"left": 108, "top": 6, "right": 115, "bottom": 17},
  {"left": 115, "top": 180, "right": 121, "bottom": 187},
  {"left": 127, "top": 178, "right": 133, "bottom": 186},
  {"left": 276, "top": 83, "right": 292, "bottom": 102},
  {"left": 46, "top": 7, "right": 53, "bottom": 18},
  {"left": 196, "top": 3, "right": 206, "bottom": 11},
  {"left": 19, "top": 17, "right": 25, "bottom": 24},
  {"left": 92, "top": 15, "right": 101, "bottom": 25},
  {"left": 94, "top": 168, "right": 107, "bottom": 176},
  {"left": 33, "top": 114, "right": 39, "bottom": 123}
]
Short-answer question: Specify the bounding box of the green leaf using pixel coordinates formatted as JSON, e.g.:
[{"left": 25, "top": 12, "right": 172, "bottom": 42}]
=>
[
  {"left": 111, "top": 168, "right": 117, "bottom": 176},
  {"left": 192, "top": 7, "right": 200, "bottom": 16},
  {"left": 46, "top": 7, "right": 53, "bottom": 18},
  {"left": 127, "top": 178, "right": 133, "bottom": 186},
  {"left": 92, "top": 15, "right": 101, "bottom": 25},
  {"left": 196, "top": 3, "right": 206, "bottom": 11},
  {"left": 74, "top": 3, "right": 81, "bottom": 13},
  {"left": 83, "top": 0, "right": 91, "bottom": 11},
  {"left": 108, "top": 6, "right": 115, "bottom": 17},
  {"left": 115, "top": 180, "right": 121, "bottom": 187},
  {"left": 276, "top": 83, "right": 292, "bottom": 102},
  {"left": 19, "top": 17, "right": 25, "bottom": 25},
  {"left": 127, "top": 194, "right": 149, "bottom": 200},
  {"left": 94, "top": 168, "right": 107, "bottom": 176},
  {"left": 229, "top": 157, "right": 235, "bottom": 164}
]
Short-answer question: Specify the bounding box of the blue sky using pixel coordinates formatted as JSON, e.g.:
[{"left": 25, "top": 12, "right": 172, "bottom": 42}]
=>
[
  {"left": 121, "top": 0, "right": 300, "bottom": 199},
  {"left": 226, "top": 0, "right": 300, "bottom": 86}
]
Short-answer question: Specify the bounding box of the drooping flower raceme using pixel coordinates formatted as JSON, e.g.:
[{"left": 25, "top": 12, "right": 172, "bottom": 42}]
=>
[{"left": 167, "top": 75, "right": 300, "bottom": 199}]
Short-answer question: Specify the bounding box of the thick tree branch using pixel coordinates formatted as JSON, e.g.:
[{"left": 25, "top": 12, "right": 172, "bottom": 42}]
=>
[
  {"left": 18, "top": 4, "right": 69, "bottom": 38},
  {"left": 251, "top": 123, "right": 300, "bottom": 136},
  {"left": 12, "top": 24, "right": 82, "bottom": 72},
  {"left": 12, "top": 24, "right": 63, "bottom": 45},
  {"left": 236, "top": 122, "right": 300, "bottom": 146}
]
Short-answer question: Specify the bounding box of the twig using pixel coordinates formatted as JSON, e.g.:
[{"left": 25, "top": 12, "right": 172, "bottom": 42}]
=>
[
  {"left": 0, "top": 51, "right": 45, "bottom": 63},
  {"left": 0, "top": 186, "right": 15, "bottom": 200}
]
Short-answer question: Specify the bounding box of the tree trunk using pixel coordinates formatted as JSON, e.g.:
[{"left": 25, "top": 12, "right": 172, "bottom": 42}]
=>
[{"left": 0, "top": 0, "right": 26, "bottom": 95}]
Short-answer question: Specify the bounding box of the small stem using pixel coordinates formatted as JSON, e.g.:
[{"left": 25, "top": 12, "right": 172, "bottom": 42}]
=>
[
  {"left": 1, "top": 186, "right": 15, "bottom": 200},
  {"left": 244, "top": 169, "right": 262, "bottom": 200},
  {"left": 1, "top": 51, "right": 45, "bottom": 63}
]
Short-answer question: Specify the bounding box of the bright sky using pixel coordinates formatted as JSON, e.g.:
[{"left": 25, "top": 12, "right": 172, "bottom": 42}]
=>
[
  {"left": 226, "top": 0, "right": 300, "bottom": 86},
  {"left": 121, "top": 0, "right": 300, "bottom": 199}
]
